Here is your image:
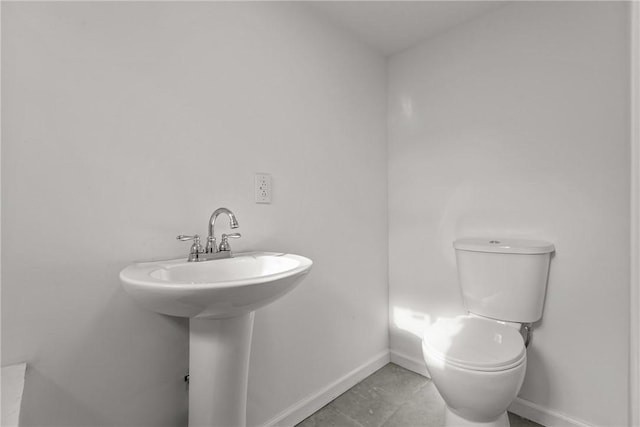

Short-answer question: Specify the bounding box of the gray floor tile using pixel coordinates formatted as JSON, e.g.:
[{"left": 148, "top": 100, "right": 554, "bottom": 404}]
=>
[
  {"left": 330, "top": 381, "right": 400, "bottom": 427},
  {"left": 296, "top": 363, "right": 544, "bottom": 427},
  {"left": 297, "top": 404, "right": 363, "bottom": 427},
  {"left": 381, "top": 382, "right": 445, "bottom": 427},
  {"left": 508, "top": 412, "right": 542, "bottom": 427},
  {"left": 362, "top": 364, "right": 429, "bottom": 406}
]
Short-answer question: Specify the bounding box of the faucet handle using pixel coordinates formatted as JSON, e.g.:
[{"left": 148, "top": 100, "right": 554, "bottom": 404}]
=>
[
  {"left": 219, "top": 233, "right": 241, "bottom": 252},
  {"left": 177, "top": 235, "right": 203, "bottom": 261},
  {"left": 222, "top": 233, "right": 241, "bottom": 239},
  {"left": 176, "top": 234, "right": 200, "bottom": 242}
]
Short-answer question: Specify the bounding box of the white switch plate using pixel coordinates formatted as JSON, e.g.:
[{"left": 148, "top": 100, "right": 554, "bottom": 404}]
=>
[{"left": 255, "top": 173, "right": 272, "bottom": 204}]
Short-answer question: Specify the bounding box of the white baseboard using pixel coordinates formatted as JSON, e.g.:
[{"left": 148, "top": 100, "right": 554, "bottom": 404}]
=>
[
  {"left": 509, "top": 397, "right": 594, "bottom": 427},
  {"left": 389, "top": 349, "right": 430, "bottom": 378},
  {"left": 261, "top": 350, "right": 390, "bottom": 427}
]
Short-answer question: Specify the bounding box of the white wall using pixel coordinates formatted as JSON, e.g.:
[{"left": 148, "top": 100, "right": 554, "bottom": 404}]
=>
[
  {"left": 1, "top": 3, "right": 388, "bottom": 426},
  {"left": 388, "top": 2, "right": 630, "bottom": 426}
]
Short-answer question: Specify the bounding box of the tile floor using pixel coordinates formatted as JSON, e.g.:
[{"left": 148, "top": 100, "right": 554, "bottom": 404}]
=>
[{"left": 296, "top": 363, "right": 542, "bottom": 427}]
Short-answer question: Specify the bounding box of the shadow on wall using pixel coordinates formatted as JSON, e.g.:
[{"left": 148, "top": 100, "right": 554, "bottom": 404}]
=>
[
  {"left": 17, "top": 285, "right": 189, "bottom": 427},
  {"left": 20, "top": 368, "right": 112, "bottom": 427}
]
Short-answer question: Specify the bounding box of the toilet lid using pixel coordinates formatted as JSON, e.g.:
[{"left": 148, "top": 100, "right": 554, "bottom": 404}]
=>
[{"left": 423, "top": 316, "right": 525, "bottom": 372}]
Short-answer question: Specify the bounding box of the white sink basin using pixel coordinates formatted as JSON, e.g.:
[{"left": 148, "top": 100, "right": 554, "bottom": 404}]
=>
[{"left": 120, "top": 252, "right": 312, "bottom": 319}]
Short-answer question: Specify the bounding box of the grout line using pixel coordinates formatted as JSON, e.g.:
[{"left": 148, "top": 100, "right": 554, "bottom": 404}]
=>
[
  {"left": 378, "top": 403, "right": 403, "bottom": 427},
  {"left": 327, "top": 402, "right": 366, "bottom": 427},
  {"left": 331, "top": 363, "right": 433, "bottom": 427}
]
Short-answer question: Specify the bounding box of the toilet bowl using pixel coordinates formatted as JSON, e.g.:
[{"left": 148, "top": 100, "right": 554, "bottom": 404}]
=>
[{"left": 422, "top": 315, "right": 527, "bottom": 427}]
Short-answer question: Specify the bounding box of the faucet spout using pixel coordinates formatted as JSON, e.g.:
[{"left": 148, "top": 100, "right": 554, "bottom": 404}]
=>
[
  {"left": 208, "top": 207, "right": 239, "bottom": 236},
  {"left": 206, "top": 207, "right": 239, "bottom": 253}
]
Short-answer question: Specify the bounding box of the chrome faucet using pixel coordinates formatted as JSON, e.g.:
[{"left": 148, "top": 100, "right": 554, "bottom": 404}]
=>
[
  {"left": 206, "top": 207, "right": 240, "bottom": 254},
  {"left": 177, "top": 207, "right": 241, "bottom": 262}
]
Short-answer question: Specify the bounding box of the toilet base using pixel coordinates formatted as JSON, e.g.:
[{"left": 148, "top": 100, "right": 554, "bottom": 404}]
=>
[{"left": 445, "top": 406, "right": 509, "bottom": 427}]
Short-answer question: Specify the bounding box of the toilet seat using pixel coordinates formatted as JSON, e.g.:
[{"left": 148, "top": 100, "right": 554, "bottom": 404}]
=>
[{"left": 423, "top": 316, "right": 525, "bottom": 372}]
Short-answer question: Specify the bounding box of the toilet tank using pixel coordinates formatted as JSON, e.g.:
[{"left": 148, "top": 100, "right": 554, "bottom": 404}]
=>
[{"left": 454, "top": 238, "right": 555, "bottom": 323}]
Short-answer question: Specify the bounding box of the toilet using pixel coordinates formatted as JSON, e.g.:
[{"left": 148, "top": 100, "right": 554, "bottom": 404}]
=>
[{"left": 422, "top": 238, "right": 554, "bottom": 427}]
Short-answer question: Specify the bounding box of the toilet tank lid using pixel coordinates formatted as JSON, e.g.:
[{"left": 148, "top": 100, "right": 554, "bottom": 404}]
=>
[{"left": 454, "top": 238, "right": 555, "bottom": 254}]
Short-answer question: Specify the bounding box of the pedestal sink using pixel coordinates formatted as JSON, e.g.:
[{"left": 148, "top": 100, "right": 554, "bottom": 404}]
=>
[{"left": 120, "top": 252, "right": 312, "bottom": 427}]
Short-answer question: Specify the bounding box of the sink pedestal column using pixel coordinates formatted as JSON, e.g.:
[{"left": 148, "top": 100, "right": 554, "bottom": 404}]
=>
[{"left": 189, "top": 312, "right": 255, "bottom": 427}]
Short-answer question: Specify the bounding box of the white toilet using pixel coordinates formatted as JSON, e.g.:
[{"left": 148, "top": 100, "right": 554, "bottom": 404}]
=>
[{"left": 422, "top": 238, "right": 554, "bottom": 427}]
